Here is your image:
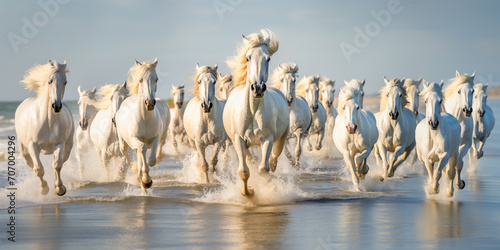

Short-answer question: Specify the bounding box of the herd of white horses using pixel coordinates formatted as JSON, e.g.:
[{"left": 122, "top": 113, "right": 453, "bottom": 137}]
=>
[{"left": 14, "top": 29, "right": 495, "bottom": 198}]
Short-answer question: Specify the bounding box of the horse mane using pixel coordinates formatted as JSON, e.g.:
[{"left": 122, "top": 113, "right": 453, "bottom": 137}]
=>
[
  {"left": 171, "top": 85, "right": 185, "bottom": 96},
  {"left": 92, "top": 83, "right": 129, "bottom": 110},
  {"left": 318, "top": 77, "right": 335, "bottom": 102},
  {"left": 403, "top": 78, "right": 421, "bottom": 89},
  {"left": 217, "top": 74, "right": 233, "bottom": 99},
  {"left": 444, "top": 74, "right": 474, "bottom": 100},
  {"left": 21, "top": 61, "right": 68, "bottom": 96},
  {"left": 379, "top": 78, "right": 408, "bottom": 112},
  {"left": 296, "top": 75, "right": 320, "bottom": 98},
  {"left": 473, "top": 83, "right": 486, "bottom": 93},
  {"left": 420, "top": 81, "right": 446, "bottom": 111},
  {"left": 191, "top": 65, "right": 219, "bottom": 100},
  {"left": 270, "top": 63, "right": 299, "bottom": 89},
  {"left": 226, "top": 29, "right": 279, "bottom": 88},
  {"left": 127, "top": 60, "right": 157, "bottom": 96},
  {"left": 79, "top": 88, "right": 97, "bottom": 100},
  {"left": 337, "top": 86, "right": 357, "bottom": 116}
]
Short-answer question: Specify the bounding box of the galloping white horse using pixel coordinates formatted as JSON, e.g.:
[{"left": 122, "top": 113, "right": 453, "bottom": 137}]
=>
[
  {"left": 15, "top": 60, "right": 74, "bottom": 196},
  {"left": 404, "top": 77, "right": 424, "bottom": 122},
  {"left": 169, "top": 84, "right": 187, "bottom": 148},
  {"left": 443, "top": 70, "right": 475, "bottom": 190},
  {"left": 90, "top": 82, "right": 129, "bottom": 181},
  {"left": 223, "top": 29, "right": 289, "bottom": 196},
  {"left": 345, "top": 79, "right": 366, "bottom": 108},
  {"left": 184, "top": 64, "right": 227, "bottom": 183},
  {"left": 115, "top": 59, "right": 170, "bottom": 188},
  {"left": 468, "top": 83, "right": 495, "bottom": 164},
  {"left": 217, "top": 73, "right": 234, "bottom": 101},
  {"left": 374, "top": 77, "right": 416, "bottom": 179},
  {"left": 416, "top": 81, "right": 461, "bottom": 196},
  {"left": 319, "top": 77, "right": 337, "bottom": 151},
  {"left": 271, "top": 63, "right": 311, "bottom": 167},
  {"left": 76, "top": 85, "right": 97, "bottom": 178},
  {"left": 333, "top": 86, "right": 378, "bottom": 190},
  {"left": 297, "top": 75, "right": 327, "bottom": 151}
]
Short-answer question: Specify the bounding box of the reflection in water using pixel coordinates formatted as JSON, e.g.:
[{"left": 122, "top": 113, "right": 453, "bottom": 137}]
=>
[
  {"left": 467, "top": 168, "right": 483, "bottom": 193},
  {"left": 416, "top": 200, "right": 462, "bottom": 246},
  {"left": 112, "top": 198, "right": 149, "bottom": 249},
  {"left": 25, "top": 205, "right": 63, "bottom": 250}
]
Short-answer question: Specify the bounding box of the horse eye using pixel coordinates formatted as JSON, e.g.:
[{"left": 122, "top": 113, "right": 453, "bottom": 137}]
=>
[
  {"left": 139, "top": 79, "right": 143, "bottom": 83},
  {"left": 266, "top": 57, "right": 270, "bottom": 63},
  {"left": 458, "top": 90, "right": 461, "bottom": 94},
  {"left": 64, "top": 81, "right": 68, "bottom": 85},
  {"left": 356, "top": 106, "right": 360, "bottom": 110},
  {"left": 471, "top": 89, "right": 474, "bottom": 93},
  {"left": 439, "top": 100, "right": 442, "bottom": 104},
  {"left": 246, "top": 56, "right": 250, "bottom": 62},
  {"left": 48, "top": 79, "right": 53, "bottom": 84}
]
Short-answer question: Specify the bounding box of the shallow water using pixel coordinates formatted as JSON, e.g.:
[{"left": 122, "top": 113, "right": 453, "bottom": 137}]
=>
[{"left": 1, "top": 100, "right": 499, "bottom": 249}]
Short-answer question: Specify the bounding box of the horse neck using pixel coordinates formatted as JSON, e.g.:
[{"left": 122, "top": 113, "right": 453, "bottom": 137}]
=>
[
  {"left": 445, "top": 94, "right": 464, "bottom": 121},
  {"left": 35, "top": 84, "right": 57, "bottom": 123}
]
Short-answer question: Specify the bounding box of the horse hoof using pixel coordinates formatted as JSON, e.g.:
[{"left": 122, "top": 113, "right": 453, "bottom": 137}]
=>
[
  {"left": 458, "top": 180, "right": 466, "bottom": 190},
  {"left": 56, "top": 186, "right": 67, "bottom": 196},
  {"left": 447, "top": 190, "right": 454, "bottom": 197},
  {"left": 362, "top": 165, "right": 369, "bottom": 175},
  {"left": 142, "top": 180, "right": 153, "bottom": 189},
  {"left": 380, "top": 177, "right": 385, "bottom": 182},
  {"left": 40, "top": 185, "right": 49, "bottom": 195},
  {"left": 242, "top": 187, "right": 254, "bottom": 197}
]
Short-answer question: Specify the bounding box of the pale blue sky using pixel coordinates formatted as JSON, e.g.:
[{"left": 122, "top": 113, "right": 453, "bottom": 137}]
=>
[{"left": 1, "top": 0, "right": 499, "bottom": 101}]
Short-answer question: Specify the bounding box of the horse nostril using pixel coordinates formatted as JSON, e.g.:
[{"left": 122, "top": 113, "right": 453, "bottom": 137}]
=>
[
  {"left": 153, "top": 100, "right": 156, "bottom": 106},
  {"left": 251, "top": 84, "right": 255, "bottom": 91},
  {"left": 208, "top": 102, "right": 213, "bottom": 109},
  {"left": 262, "top": 84, "right": 267, "bottom": 92}
]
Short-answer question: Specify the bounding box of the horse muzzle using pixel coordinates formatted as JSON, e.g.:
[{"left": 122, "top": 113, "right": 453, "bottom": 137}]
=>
[
  {"left": 176, "top": 102, "right": 183, "bottom": 108},
  {"left": 389, "top": 111, "right": 399, "bottom": 120},
  {"left": 326, "top": 101, "right": 333, "bottom": 108},
  {"left": 112, "top": 118, "right": 116, "bottom": 127},
  {"left": 462, "top": 107, "right": 472, "bottom": 117},
  {"left": 79, "top": 120, "right": 88, "bottom": 131},
  {"left": 145, "top": 100, "right": 156, "bottom": 111},
  {"left": 429, "top": 120, "right": 439, "bottom": 130},
  {"left": 414, "top": 110, "right": 419, "bottom": 116},
  {"left": 251, "top": 83, "right": 266, "bottom": 98},
  {"left": 52, "top": 102, "right": 62, "bottom": 113},
  {"left": 311, "top": 104, "right": 318, "bottom": 113},
  {"left": 287, "top": 96, "right": 293, "bottom": 106},
  {"left": 346, "top": 124, "right": 357, "bottom": 134},
  {"left": 479, "top": 109, "right": 485, "bottom": 118},
  {"left": 201, "top": 101, "right": 213, "bottom": 113}
]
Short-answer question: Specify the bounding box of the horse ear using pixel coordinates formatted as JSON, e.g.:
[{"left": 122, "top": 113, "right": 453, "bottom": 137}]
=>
[
  {"left": 483, "top": 83, "right": 488, "bottom": 91},
  {"left": 91, "top": 87, "right": 97, "bottom": 94},
  {"left": 48, "top": 60, "right": 54, "bottom": 66},
  {"left": 422, "top": 80, "right": 429, "bottom": 89},
  {"left": 196, "top": 63, "right": 200, "bottom": 71},
  {"left": 361, "top": 79, "right": 365, "bottom": 86},
  {"left": 153, "top": 58, "right": 158, "bottom": 66},
  {"left": 122, "top": 81, "right": 127, "bottom": 89},
  {"left": 470, "top": 71, "right": 476, "bottom": 79},
  {"left": 400, "top": 78, "right": 406, "bottom": 85},
  {"left": 241, "top": 34, "right": 250, "bottom": 43},
  {"left": 77, "top": 85, "right": 82, "bottom": 95},
  {"left": 383, "top": 76, "right": 390, "bottom": 85},
  {"left": 180, "top": 84, "right": 184, "bottom": 89},
  {"left": 63, "top": 60, "right": 67, "bottom": 65},
  {"left": 344, "top": 80, "right": 349, "bottom": 85},
  {"left": 456, "top": 70, "right": 460, "bottom": 78},
  {"left": 417, "top": 76, "right": 422, "bottom": 83},
  {"left": 278, "top": 63, "right": 286, "bottom": 71},
  {"left": 439, "top": 80, "right": 444, "bottom": 89},
  {"left": 214, "top": 63, "right": 218, "bottom": 71},
  {"left": 134, "top": 59, "right": 141, "bottom": 66}
]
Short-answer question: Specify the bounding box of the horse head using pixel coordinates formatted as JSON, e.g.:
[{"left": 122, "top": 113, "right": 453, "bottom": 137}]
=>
[
  {"left": 111, "top": 81, "right": 128, "bottom": 127},
  {"left": 320, "top": 78, "right": 335, "bottom": 108},
  {"left": 196, "top": 63, "right": 218, "bottom": 113},
  {"left": 77, "top": 85, "right": 96, "bottom": 130},
  {"left": 47, "top": 60, "right": 68, "bottom": 113},
  {"left": 171, "top": 85, "right": 185, "bottom": 109},
  {"left": 135, "top": 58, "right": 158, "bottom": 111},
  {"left": 473, "top": 83, "right": 488, "bottom": 118},
  {"left": 423, "top": 81, "right": 444, "bottom": 130}
]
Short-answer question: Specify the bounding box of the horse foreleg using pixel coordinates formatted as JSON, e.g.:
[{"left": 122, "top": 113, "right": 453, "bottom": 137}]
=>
[
  {"left": 344, "top": 152, "right": 360, "bottom": 190},
  {"left": 210, "top": 142, "right": 222, "bottom": 173},
  {"left": 315, "top": 129, "right": 324, "bottom": 150},
  {"left": 306, "top": 134, "right": 313, "bottom": 151},
  {"left": 270, "top": 130, "right": 288, "bottom": 172},
  {"left": 100, "top": 150, "right": 111, "bottom": 181},
  {"left": 432, "top": 152, "right": 449, "bottom": 195},
  {"left": 170, "top": 128, "right": 178, "bottom": 148},
  {"left": 392, "top": 143, "right": 415, "bottom": 175},
  {"left": 295, "top": 130, "right": 303, "bottom": 166},
  {"left": 377, "top": 143, "right": 389, "bottom": 179},
  {"left": 388, "top": 145, "right": 405, "bottom": 178},
  {"left": 52, "top": 143, "right": 67, "bottom": 196},
  {"left": 258, "top": 135, "right": 273, "bottom": 175},
  {"left": 354, "top": 148, "right": 371, "bottom": 179},
  {"left": 456, "top": 144, "right": 469, "bottom": 190},
  {"left": 130, "top": 137, "right": 152, "bottom": 188},
  {"left": 234, "top": 136, "right": 253, "bottom": 197},
  {"left": 477, "top": 138, "right": 486, "bottom": 159},
  {"left": 446, "top": 153, "right": 458, "bottom": 197},
  {"left": 423, "top": 160, "right": 435, "bottom": 193},
  {"left": 195, "top": 140, "right": 209, "bottom": 183},
  {"left": 28, "top": 142, "right": 49, "bottom": 195},
  {"left": 283, "top": 138, "right": 295, "bottom": 166}
]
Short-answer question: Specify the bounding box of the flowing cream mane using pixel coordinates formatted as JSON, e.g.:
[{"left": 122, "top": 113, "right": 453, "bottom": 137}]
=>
[
  {"left": 21, "top": 60, "right": 68, "bottom": 96},
  {"left": 226, "top": 29, "right": 279, "bottom": 88},
  {"left": 270, "top": 63, "right": 299, "bottom": 90},
  {"left": 191, "top": 65, "right": 218, "bottom": 100},
  {"left": 337, "top": 86, "right": 358, "bottom": 116},
  {"left": 127, "top": 60, "right": 157, "bottom": 96},
  {"left": 318, "top": 77, "right": 335, "bottom": 102},
  {"left": 444, "top": 74, "right": 474, "bottom": 100},
  {"left": 91, "top": 83, "right": 129, "bottom": 110},
  {"left": 296, "top": 75, "right": 320, "bottom": 98},
  {"left": 379, "top": 78, "right": 408, "bottom": 112},
  {"left": 217, "top": 74, "right": 233, "bottom": 99}
]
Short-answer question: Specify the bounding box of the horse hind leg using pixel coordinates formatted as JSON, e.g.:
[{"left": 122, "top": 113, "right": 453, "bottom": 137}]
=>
[
  {"left": 27, "top": 142, "right": 49, "bottom": 195},
  {"left": 283, "top": 139, "right": 296, "bottom": 167}
]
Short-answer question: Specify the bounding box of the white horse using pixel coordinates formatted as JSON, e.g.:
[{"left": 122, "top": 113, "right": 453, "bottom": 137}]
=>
[
  {"left": 184, "top": 63, "right": 227, "bottom": 183},
  {"left": 217, "top": 73, "right": 234, "bottom": 101},
  {"left": 333, "top": 85, "right": 378, "bottom": 190},
  {"left": 416, "top": 81, "right": 461, "bottom": 196},
  {"left": 468, "top": 83, "right": 495, "bottom": 164},
  {"left": 404, "top": 77, "right": 425, "bottom": 122},
  {"left": 271, "top": 63, "right": 311, "bottom": 167},
  {"left": 169, "top": 84, "right": 187, "bottom": 148},
  {"left": 223, "top": 29, "right": 289, "bottom": 196},
  {"left": 15, "top": 60, "right": 74, "bottom": 196},
  {"left": 297, "top": 75, "right": 327, "bottom": 151},
  {"left": 443, "top": 70, "right": 475, "bottom": 190},
  {"left": 90, "top": 82, "right": 129, "bottom": 181},
  {"left": 345, "top": 78, "right": 366, "bottom": 108},
  {"left": 374, "top": 77, "right": 417, "bottom": 179},
  {"left": 115, "top": 59, "right": 170, "bottom": 188},
  {"left": 76, "top": 85, "right": 97, "bottom": 178},
  {"left": 319, "top": 77, "right": 337, "bottom": 152}
]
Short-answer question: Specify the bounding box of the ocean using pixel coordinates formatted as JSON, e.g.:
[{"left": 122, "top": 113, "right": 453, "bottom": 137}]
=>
[{"left": 0, "top": 100, "right": 499, "bottom": 249}]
